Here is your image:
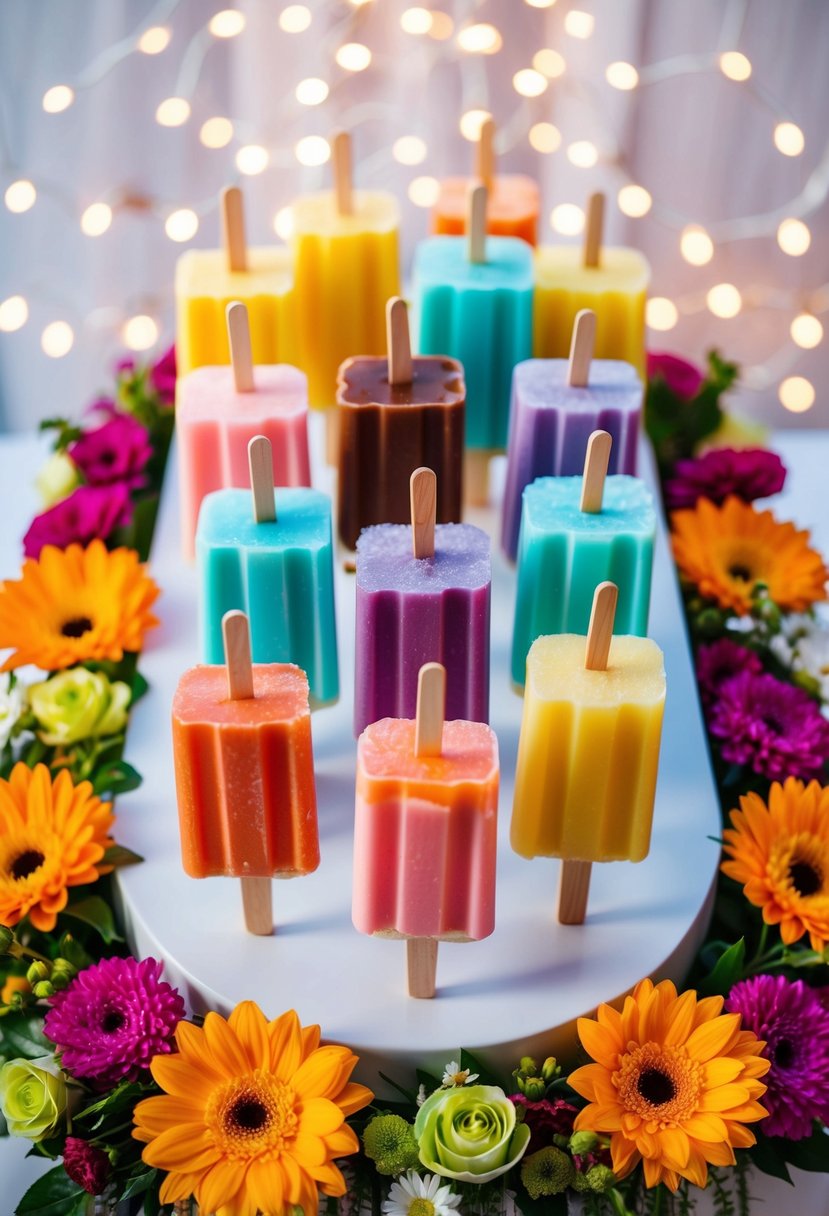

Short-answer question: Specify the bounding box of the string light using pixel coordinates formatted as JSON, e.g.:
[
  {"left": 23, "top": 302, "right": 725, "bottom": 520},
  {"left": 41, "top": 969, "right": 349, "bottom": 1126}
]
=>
[
  {"left": 336, "top": 43, "right": 372, "bottom": 71},
  {"left": 208, "top": 10, "right": 246, "bottom": 38},
  {"left": 646, "top": 297, "right": 679, "bottom": 331},
  {"left": 200, "top": 117, "right": 234, "bottom": 148},
  {"left": 279, "top": 6, "right": 311, "bottom": 33},
  {"left": 564, "top": 11, "right": 594, "bottom": 38},
  {"left": 408, "top": 176, "right": 440, "bottom": 207},
  {"left": 296, "top": 78, "right": 329, "bottom": 106},
  {"left": 550, "top": 203, "right": 584, "bottom": 235},
  {"left": 606, "top": 61, "right": 638, "bottom": 90},
  {"left": 513, "top": 69, "right": 547, "bottom": 97},
  {"left": 165, "top": 209, "right": 199, "bottom": 241},
  {"left": 776, "top": 217, "right": 810, "bottom": 256},
  {"left": 122, "top": 315, "right": 159, "bottom": 351},
  {"left": 80, "top": 202, "right": 113, "bottom": 236},
  {"left": 155, "top": 98, "right": 190, "bottom": 127},
  {"left": 525, "top": 0, "right": 557, "bottom": 7},
  {"left": 774, "top": 121, "right": 804, "bottom": 156},
  {"left": 42, "top": 85, "right": 74, "bottom": 113},
  {"left": 618, "top": 185, "right": 652, "bottom": 217},
  {"left": 790, "top": 313, "right": 823, "bottom": 349},
  {"left": 427, "top": 12, "right": 453, "bottom": 39},
  {"left": 707, "top": 283, "right": 742, "bottom": 318},
  {"left": 401, "top": 8, "right": 433, "bottom": 35},
  {"left": 680, "top": 225, "right": 714, "bottom": 266},
  {"left": 273, "top": 207, "right": 294, "bottom": 240},
  {"left": 4, "top": 180, "right": 36, "bottom": 213},
  {"left": 295, "top": 135, "right": 330, "bottom": 166},
  {"left": 0, "top": 296, "right": 28, "bottom": 333},
  {"left": 137, "top": 26, "right": 171, "bottom": 55},
  {"left": 392, "top": 136, "right": 428, "bottom": 166},
  {"left": 456, "top": 24, "right": 502, "bottom": 54},
  {"left": 779, "top": 375, "right": 815, "bottom": 413},
  {"left": 567, "top": 140, "right": 598, "bottom": 168},
  {"left": 529, "top": 122, "right": 561, "bottom": 154},
  {"left": 235, "top": 145, "right": 269, "bottom": 175},
  {"left": 719, "top": 51, "right": 752, "bottom": 81},
  {"left": 459, "top": 110, "right": 491, "bottom": 141},
  {"left": 533, "top": 49, "right": 566, "bottom": 78},
  {"left": 41, "top": 321, "right": 74, "bottom": 357}
]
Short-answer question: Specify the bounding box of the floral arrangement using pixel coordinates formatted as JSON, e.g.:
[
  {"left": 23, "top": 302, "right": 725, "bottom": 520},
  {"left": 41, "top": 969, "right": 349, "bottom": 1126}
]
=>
[{"left": 0, "top": 344, "right": 827, "bottom": 1216}]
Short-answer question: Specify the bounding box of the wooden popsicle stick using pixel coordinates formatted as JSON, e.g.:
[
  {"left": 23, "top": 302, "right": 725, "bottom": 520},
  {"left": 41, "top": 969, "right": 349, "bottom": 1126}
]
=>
[
  {"left": 467, "top": 182, "right": 487, "bottom": 264},
  {"left": 476, "top": 117, "right": 495, "bottom": 190},
  {"left": 557, "top": 861, "right": 593, "bottom": 926},
  {"left": 386, "top": 296, "right": 413, "bottom": 386},
  {"left": 407, "top": 938, "right": 438, "bottom": 1000},
  {"left": 579, "top": 429, "right": 612, "bottom": 514},
  {"left": 332, "top": 130, "right": 353, "bottom": 216},
  {"left": 414, "top": 661, "right": 445, "bottom": 757},
  {"left": 248, "top": 435, "right": 276, "bottom": 524},
  {"left": 464, "top": 449, "right": 490, "bottom": 507},
  {"left": 221, "top": 610, "right": 273, "bottom": 936},
  {"left": 410, "top": 466, "right": 436, "bottom": 559},
  {"left": 226, "top": 301, "right": 255, "bottom": 393},
  {"left": 566, "top": 308, "right": 596, "bottom": 389},
  {"left": 583, "top": 191, "right": 605, "bottom": 269},
  {"left": 221, "top": 185, "right": 247, "bottom": 273}
]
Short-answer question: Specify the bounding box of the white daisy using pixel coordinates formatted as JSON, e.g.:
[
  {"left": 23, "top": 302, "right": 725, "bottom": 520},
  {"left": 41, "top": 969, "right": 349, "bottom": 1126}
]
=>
[
  {"left": 0, "top": 673, "right": 24, "bottom": 749},
  {"left": 441, "top": 1059, "right": 478, "bottom": 1087},
  {"left": 382, "top": 1170, "right": 461, "bottom": 1216}
]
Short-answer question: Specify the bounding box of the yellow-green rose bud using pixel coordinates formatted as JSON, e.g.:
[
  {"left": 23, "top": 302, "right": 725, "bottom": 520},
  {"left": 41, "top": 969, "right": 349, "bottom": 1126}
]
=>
[
  {"left": 0, "top": 925, "right": 14, "bottom": 955},
  {"left": 32, "top": 981, "right": 54, "bottom": 999},
  {"left": 26, "top": 961, "right": 50, "bottom": 985},
  {"left": 29, "top": 669, "right": 130, "bottom": 747},
  {"left": 35, "top": 452, "right": 81, "bottom": 509},
  {"left": 0, "top": 1055, "right": 67, "bottom": 1140},
  {"left": 414, "top": 1084, "right": 531, "bottom": 1183},
  {"left": 541, "top": 1057, "right": 559, "bottom": 1084}
]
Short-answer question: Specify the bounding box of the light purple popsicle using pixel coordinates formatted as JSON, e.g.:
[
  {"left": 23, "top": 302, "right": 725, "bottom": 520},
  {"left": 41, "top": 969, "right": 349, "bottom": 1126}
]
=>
[
  {"left": 354, "top": 523, "right": 491, "bottom": 738},
  {"left": 501, "top": 358, "right": 643, "bottom": 561}
]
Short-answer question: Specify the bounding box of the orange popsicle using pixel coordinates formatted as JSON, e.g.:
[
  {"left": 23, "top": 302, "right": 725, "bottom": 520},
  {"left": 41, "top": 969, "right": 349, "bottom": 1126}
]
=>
[{"left": 432, "top": 119, "right": 539, "bottom": 246}]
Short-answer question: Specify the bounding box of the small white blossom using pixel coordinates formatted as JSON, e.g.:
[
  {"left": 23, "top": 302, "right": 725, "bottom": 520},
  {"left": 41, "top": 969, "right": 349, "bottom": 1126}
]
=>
[
  {"left": 415, "top": 1083, "right": 427, "bottom": 1107},
  {"left": 0, "top": 674, "right": 25, "bottom": 749},
  {"left": 440, "top": 1059, "right": 479, "bottom": 1088},
  {"left": 382, "top": 1171, "right": 461, "bottom": 1216}
]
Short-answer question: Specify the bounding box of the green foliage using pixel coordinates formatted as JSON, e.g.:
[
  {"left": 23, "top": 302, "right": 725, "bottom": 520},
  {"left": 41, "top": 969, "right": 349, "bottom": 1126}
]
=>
[
  {"left": 645, "top": 348, "right": 739, "bottom": 471},
  {"left": 61, "top": 896, "right": 122, "bottom": 944},
  {"left": 15, "top": 1166, "right": 87, "bottom": 1216},
  {"left": 699, "top": 938, "right": 746, "bottom": 996}
]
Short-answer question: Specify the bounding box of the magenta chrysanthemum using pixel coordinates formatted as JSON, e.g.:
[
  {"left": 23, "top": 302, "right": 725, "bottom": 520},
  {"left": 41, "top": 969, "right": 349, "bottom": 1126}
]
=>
[
  {"left": 696, "top": 639, "right": 763, "bottom": 710},
  {"left": 647, "top": 351, "right": 704, "bottom": 401},
  {"left": 509, "top": 1095, "right": 578, "bottom": 1153},
  {"left": 22, "top": 483, "right": 132, "bottom": 558},
  {"left": 665, "top": 448, "right": 786, "bottom": 510},
  {"left": 69, "top": 412, "right": 153, "bottom": 491},
  {"left": 44, "top": 956, "right": 185, "bottom": 1087},
  {"left": 63, "top": 1136, "right": 111, "bottom": 1194},
  {"left": 708, "top": 670, "right": 829, "bottom": 782},
  {"left": 727, "top": 975, "right": 829, "bottom": 1139}
]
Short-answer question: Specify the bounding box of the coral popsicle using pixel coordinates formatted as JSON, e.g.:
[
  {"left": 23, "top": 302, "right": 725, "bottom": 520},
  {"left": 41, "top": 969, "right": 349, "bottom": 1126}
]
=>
[{"left": 432, "top": 119, "right": 539, "bottom": 245}]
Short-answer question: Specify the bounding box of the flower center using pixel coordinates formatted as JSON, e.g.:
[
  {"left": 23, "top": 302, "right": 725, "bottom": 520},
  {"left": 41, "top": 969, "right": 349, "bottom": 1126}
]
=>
[
  {"left": 409, "top": 1201, "right": 435, "bottom": 1216},
  {"left": 614, "top": 1042, "right": 702, "bottom": 1126},
  {"left": 728, "top": 563, "right": 753, "bottom": 582},
  {"left": 788, "top": 858, "right": 822, "bottom": 897},
  {"left": 207, "top": 1071, "right": 298, "bottom": 1160},
  {"left": 772, "top": 1038, "right": 796, "bottom": 1069},
  {"left": 229, "top": 1096, "right": 269, "bottom": 1131},
  {"left": 101, "top": 1009, "right": 127, "bottom": 1034},
  {"left": 61, "top": 616, "right": 94, "bottom": 638},
  {"left": 636, "top": 1068, "right": 676, "bottom": 1106},
  {"left": 9, "top": 849, "right": 46, "bottom": 880},
  {"left": 761, "top": 714, "right": 783, "bottom": 733}
]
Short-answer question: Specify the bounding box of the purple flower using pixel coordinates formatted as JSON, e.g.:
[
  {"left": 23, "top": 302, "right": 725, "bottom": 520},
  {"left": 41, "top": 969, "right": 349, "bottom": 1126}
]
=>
[
  {"left": 708, "top": 670, "right": 829, "bottom": 782},
  {"left": 647, "top": 352, "right": 704, "bottom": 401},
  {"left": 69, "top": 413, "right": 152, "bottom": 491},
  {"left": 150, "top": 343, "right": 177, "bottom": 404},
  {"left": 509, "top": 1094, "right": 578, "bottom": 1152},
  {"left": 23, "top": 483, "right": 132, "bottom": 558},
  {"left": 665, "top": 448, "right": 786, "bottom": 510},
  {"left": 727, "top": 975, "right": 829, "bottom": 1139},
  {"left": 44, "top": 956, "right": 185, "bottom": 1088},
  {"left": 63, "top": 1137, "right": 111, "bottom": 1195},
  {"left": 696, "top": 639, "right": 763, "bottom": 710}
]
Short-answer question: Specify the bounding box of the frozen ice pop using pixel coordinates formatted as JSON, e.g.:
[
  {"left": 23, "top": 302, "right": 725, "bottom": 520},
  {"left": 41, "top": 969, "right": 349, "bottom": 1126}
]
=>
[
  {"left": 534, "top": 193, "right": 650, "bottom": 374},
  {"left": 511, "top": 582, "right": 666, "bottom": 924},
  {"left": 511, "top": 430, "right": 656, "bottom": 687},
  {"left": 176, "top": 187, "right": 297, "bottom": 376},
  {"left": 196, "top": 436, "right": 338, "bottom": 706},
  {"left": 501, "top": 309, "right": 643, "bottom": 560},
  {"left": 354, "top": 468, "right": 490, "bottom": 736},
  {"left": 352, "top": 661, "right": 499, "bottom": 998},
  {"left": 337, "top": 298, "right": 465, "bottom": 549},
  {"left": 432, "top": 119, "right": 539, "bottom": 245},
  {"left": 177, "top": 301, "right": 311, "bottom": 559},
  {"left": 172, "top": 610, "right": 319, "bottom": 935}
]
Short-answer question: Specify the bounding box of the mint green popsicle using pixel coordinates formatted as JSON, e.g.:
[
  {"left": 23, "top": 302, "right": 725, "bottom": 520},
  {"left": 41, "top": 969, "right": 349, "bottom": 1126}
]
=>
[
  {"left": 196, "top": 487, "right": 338, "bottom": 705},
  {"left": 511, "top": 474, "right": 655, "bottom": 688}
]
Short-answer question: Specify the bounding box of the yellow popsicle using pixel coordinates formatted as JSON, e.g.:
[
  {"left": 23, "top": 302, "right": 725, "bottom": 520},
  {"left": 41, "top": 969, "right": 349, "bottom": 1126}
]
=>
[{"left": 511, "top": 632, "right": 665, "bottom": 863}]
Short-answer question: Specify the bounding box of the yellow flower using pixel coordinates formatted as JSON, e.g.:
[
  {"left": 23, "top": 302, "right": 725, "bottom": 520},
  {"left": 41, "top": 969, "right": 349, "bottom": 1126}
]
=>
[
  {"left": 28, "top": 668, "right": 131, "bottom": 747},
  {"left": 0, "top": 540, "right": 160, "bottom": 672},
  {"left": 568, "top": 978, "right": 769, "bottom": 1192},
  {"left": 722, "top": 777, "right": 829, "bottom": 953},
  {"left": 0, "top": 763, "right": 114, "bottom": 932},
  {"left": 133, "top": 1002, "right": 373, "bottom": 1216},
  {"left": 0, "top": 1055, "right": 67, "bottom": 1141},
  {"left": 671, "top": 496, "right": 828, "bottom": 616}
]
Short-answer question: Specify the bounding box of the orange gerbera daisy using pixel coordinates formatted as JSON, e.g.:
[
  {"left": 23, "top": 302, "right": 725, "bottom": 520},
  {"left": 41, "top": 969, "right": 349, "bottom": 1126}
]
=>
[
  {"left": 722, "top": 777, "right": 829, "bottom": 953},
  {"left": 0, "top": 762, "right": 114, "bottom": 932},
  {"left": 0, "top": 540, "right": 160, "bottom": 672},
  {"left": 671, "top": 495, "right": 828, "bottom": 616},
  {"left": 133, "top": 1002, "right": 373, "bottom": 1216},
  {"left": 568, "top": 978, "right": 769, "bottom": 1192}
]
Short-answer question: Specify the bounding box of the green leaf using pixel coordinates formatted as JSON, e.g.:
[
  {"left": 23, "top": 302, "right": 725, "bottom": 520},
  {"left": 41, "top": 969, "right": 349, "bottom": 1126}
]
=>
[
  {"left": 779, "top": 1124, "right": 829, "bottom": 1172},
  {"left": 415, "top": 1067, "right": 442, "bottom": 1095},
  {"left": 56, "top": 934, "right": 93, "bottom": 972},
  {"left": 77, "top": 1080, "right": 150, "bottom": 1131},
  {"left": 130, "top": 672, "right": 150, "bottom": 704},
  {"left": 699, "top": 938, "right": 746, "bottom": 996},
  {"left": 102, "top": 844, "right": 144, "bottom": 868},
  {"left": 376, "top": 1071, "right": 418, "bottom": 1106},
  {"left": 15, "top": 1165, "right": 87, "bottom": 1216},
  {"left": 119, "top": 1166, "right": 157, "bottom": 1201},
  {"left": 0, "top": 1010, "right": 51, "bottom": 1059},
  {"left": 512, "top": 1188, "right": 568, "bottom": 1216},
  {"left": 61, "top": 896, "right": 122, "bottom": 944},
  {"left": 748, "top": 1135, "right": 793, "bottom": 1184},
  {"left": 91, "top": 760, "right": 142, "bottom": 798},
  {"left": 459, "top": 1046, "right": 501, "bottom": 1088}
]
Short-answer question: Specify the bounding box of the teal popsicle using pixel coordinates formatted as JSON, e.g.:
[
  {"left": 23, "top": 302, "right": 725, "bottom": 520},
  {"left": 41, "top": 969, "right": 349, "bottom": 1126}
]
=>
[{"left": 196, "top": 437, "right": 338, "bottom": 706}]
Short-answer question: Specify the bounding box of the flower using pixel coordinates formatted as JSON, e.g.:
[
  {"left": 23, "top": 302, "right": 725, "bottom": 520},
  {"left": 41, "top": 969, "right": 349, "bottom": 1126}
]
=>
[
  {"left": 520, "top": 1146, "right": 574, "bottom": 1199},
  {"left": 63, "top": 1136, "right": 111, "bottom": 1194},
  {"left": 363, "top": 1113, "right": 420, "bottom": 1175},
  {"left": 441, "top": 1060, "right": 478, "bottom": 1087},
  {"left": 0, "top": 1055, "right": 68, "bottom": 1141},
  {"left": 1, "top": 973, "right": 30, "bottom": 1004},
  {"left": 69, "top": 412, "right": 153, "bottom": 491},
  {"left": 414, "top": 1084, "right": 531, "bottom": 1183},
  {"left": 708, "top": 670, "right": 829, "bottom": 783},
  {"left": 35, "top": 451, "right": 81, "bottom": 509},
  {"left": 509, "top": 1093, "right": 578, "bottom": 1152},
  {"left": 0, "top": 763, "right": 114, "bottom": 932},
  {"left": 132, "top": 1001, "right": 373, "bottom": 1216},
  {"left": 647, "top": 352, "right": 704, "bottom": 401},
  {"left": 568, "top": 977, "right": 769, "bottom": 1191},
  {"left": 44, "top": 956, "right": 185, "bottom": 1088},
  {"left": 671, "top": 496, "right": 828, "bottom": 616},
  {"left": 0, "top": 540, "right": 160, "bottom": 672},
  {"left": 382, "top": 1170, "right": 461, "bottom": 1216},
  {"left": 150, "top": 344, "right": 177, "bottom": 404},
  {"left": 28, "top": 668, "right": 131, "bottom": 747},
  {"left": 0, "top": 673, "right": 25, "bottom": 748},
  {"left": 726, "top": 975, "right": 829, "bottom": 1140},
  {"left": 771, "top": 611, "right": 829, "bottom": 704},
  {"left": 665, "top": 448, "right": 786, "bottom": 511},
  {"left": 696, "top": 639, "right": 763, "bottom": 710},
  {"left": 721, "top": 778, "right": 829, "bottom": 953},
  {"left": 23, "top": 483, "right": 133, "bottom": 559}
]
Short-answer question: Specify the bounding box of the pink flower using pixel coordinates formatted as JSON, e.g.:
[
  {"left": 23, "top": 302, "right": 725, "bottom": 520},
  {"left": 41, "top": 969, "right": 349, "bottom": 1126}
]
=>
[
  {"left": 69, "top": 413, "right": 152, "bottom": 491},
  {"left": 150, "top": 343, "right": 176, "bottom": 404},
  {"left": 508, "top": 1094, "right": 578, "bottom": 1152},
  {"left": 647, "top": 351, "right": 705, "bottom": 401},
  {"left": 23, "top": 484, "right": 132, "bottom": 558},
  {"left": 63, "top": 1137, "right": 111, "bottom": 1195},
  {"left": 665, "top": 447, "right": 786, "bottom": 510},
  {"left": 696, "top": 639, "right": 763, "bottom": 709}
]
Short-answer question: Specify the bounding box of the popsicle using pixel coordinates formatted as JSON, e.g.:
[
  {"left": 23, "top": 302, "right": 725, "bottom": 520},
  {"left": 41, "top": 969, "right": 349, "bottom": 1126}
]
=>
[
  {"left": 511, "top": 430, "right": 656, "bottom": 687},
  {"left": 352, "top": 661, "right": 499, "bottom": 998},
  {"left": 501, "top": 309, "right": 643, "bottom": 560},
  {"left": 534, "top": 192, "right": 650, "bottom": 375},
  {"left": 288, "top": 131, "right": 401, "bottom": 411},
  {"left": 432, "top": 118, "right": 539, "bottom": 245},
  {"left": 354, "top": 467, "right": 490, "bottom": 736},
  {"left": 511, "top": 582, "right": 666, "bottom": 925},
  {"left": 196, "top": 436, "right": 338, "bottom": 706},
  {"left": 172, "top": 610, "right": 319, "bottom": 935},
  {"left": 337, "top": 298, "right": 465, "bottom": 549},
  {"left": 177, "top": 301, "right": 311, "bottom": 559},
  {"left": 414, "top": 184, "right": 534, "bottom": 503},
  {"left": 176, "top": 186, "right": 296, "bottom": 376}
]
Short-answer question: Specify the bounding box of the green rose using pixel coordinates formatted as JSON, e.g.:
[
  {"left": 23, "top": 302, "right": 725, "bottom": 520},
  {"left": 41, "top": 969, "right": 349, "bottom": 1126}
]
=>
[
  {"left": 35, "top": 451, "right": 81, "bottom": 509},
  {"left": 0, "top": 1055, "right": 67, "bottom": 1140},
  {"left": 414, "top": 1084, "right": 531, "bottom": 1183},
  {"left": 29, "top": 669, "right": 130, "bottom": 747}
]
